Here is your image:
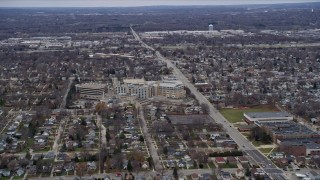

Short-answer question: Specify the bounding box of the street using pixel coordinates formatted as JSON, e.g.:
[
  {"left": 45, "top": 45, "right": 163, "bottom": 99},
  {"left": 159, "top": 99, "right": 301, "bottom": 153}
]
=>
[{"left": 136, "top": 102, "right": 163, "bottom": 171}]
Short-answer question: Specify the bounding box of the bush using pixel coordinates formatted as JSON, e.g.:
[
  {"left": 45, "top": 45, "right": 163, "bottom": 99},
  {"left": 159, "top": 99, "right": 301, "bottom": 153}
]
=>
[{"left": 209, "top": 151, "right": 243, "bottom": 157}]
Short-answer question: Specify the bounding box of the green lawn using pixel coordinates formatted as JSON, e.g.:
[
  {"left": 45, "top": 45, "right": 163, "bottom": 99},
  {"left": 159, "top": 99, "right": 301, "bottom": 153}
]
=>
[
  {"left": 208, "top": 162, "right": 216, "bottom": 168},
  {"left": 21, "top": 138, "right": 34, "bottom": 153},
  {"left": 220, "top": 105, "right": 279, "bottom": 123},
  {"left": 13, "top": 176, "right": 24, "bottom": 180},
  {"left": 252, "top": 140, "right": 272, "bottom": 147},
  {"left": 222, "top": 164, "right": 238, "bottom": 168},
  {"left": 258, "top": 148, "right": 273, "bottom": 154}
]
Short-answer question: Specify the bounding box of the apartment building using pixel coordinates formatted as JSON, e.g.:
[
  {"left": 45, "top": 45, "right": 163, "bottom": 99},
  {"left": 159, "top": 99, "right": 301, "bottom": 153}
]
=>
[{"left": 113, "top": 78, "right": 186, "bottom": 99}]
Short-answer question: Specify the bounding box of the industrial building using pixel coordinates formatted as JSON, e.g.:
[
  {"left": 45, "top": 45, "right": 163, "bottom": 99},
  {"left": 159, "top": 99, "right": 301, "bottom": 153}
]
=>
[
  {"left": 75, "top": 83, "right": 106, "bottom": 100},
  {"left": 244, "top": 112, "right": 293, "bottom": 124}
]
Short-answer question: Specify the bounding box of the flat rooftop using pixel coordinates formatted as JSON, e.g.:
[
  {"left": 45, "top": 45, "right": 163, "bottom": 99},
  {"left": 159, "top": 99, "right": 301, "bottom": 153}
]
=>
[
  {"left": 75, "top": 83, "right": 106, "bottom": 89},
  {"left": 245, "top": 112, "right": 291, "bottom": 119},
  {"left": 159, "top": 81, "right": 183, "bottom": 88},
  {"left": 256, "top": 121, "right": 318, "bottom": 135},
  {"left": 281, "top": 139, "right": 320, "bottom": 149},
  {"left": 124, "top": 78, "right": 145, "bottom": 85}
]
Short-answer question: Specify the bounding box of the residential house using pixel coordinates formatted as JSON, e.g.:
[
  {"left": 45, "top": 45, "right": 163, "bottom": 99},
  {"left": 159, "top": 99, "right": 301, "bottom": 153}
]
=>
[
  {"left": 177, "top": 160, "right": 186, "bottom": 168},
  {"left": 238, "top": 156, "right": 249, "bottom": 165},
  {"left": 64, "top": 162, "right": 75, "bottom": 175},
  {"left": 16, "top": 168, "right": 25, "bottom": 177},
  {"left": 53, "top": 163, "right": 64, "bottom": 174},
  {"left": 43, "top": 151, "right": 55, "bottom": 160},
  {"left": 227, "top": 156, "right": 238, "bottom": 165},
  {"left": 142, "top": 161, "right": 149, "bottom": 169},
  {"left": 220, "top": 171, "right": 231, "bottom": 180},
  {"left": 191, "top": 173, "right": 199, "bottom": 180},
  {"left": 200, "top": 173, "right": 212, "bottom": 180},
  {"left": 87, "top": 161, "right": 97, "bottom": 170},
  {"left": 236, "top": 168, "right": 245, "bottom": 179},
  {"left": 0, "top": 169, "right": 10, "bottom": 177},
  {"left": 166, "top": 160, "right": 175, "bottom": 169},
  {"left": 215, "top": 157, "right": 226, "bottom": 167}
]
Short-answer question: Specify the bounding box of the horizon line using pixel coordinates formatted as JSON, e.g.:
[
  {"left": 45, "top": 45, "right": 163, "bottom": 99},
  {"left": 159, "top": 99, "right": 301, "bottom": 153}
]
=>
[{"left": 0, "top": 1, "right": 319, "bottom": 8}]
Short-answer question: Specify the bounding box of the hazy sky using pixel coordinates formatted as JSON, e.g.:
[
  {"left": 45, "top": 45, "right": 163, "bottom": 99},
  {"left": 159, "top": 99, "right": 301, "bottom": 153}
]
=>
[{"left": 0, "top": 0, "right": 318, "bottom": 7}]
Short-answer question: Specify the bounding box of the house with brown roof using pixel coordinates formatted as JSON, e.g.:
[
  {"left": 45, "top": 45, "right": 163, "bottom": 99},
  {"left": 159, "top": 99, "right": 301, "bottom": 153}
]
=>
[
  {"left": 191, "top": 173, "right": 199, "bottom": 180},
  {"left": 215, "top": 157, "right": 226, "bottom": 167},
  {"left": 227, "top": 156, "right": 238, "bottom": 165},
  {"left": 238, "top": 156, "right": 249, "bottom": 164}
]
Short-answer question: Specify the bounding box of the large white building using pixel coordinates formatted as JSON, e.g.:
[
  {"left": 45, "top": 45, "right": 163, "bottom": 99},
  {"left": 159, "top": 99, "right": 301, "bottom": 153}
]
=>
[
  {"left": 75, "top": 83, "right": 106, "bottom": 100},
  {"left": 113, "top": 78, "right": 186, "bottom": 99},
  {"left": 158, "top": 81, "right": 186, "bottom": 99},
  {"left": 244, "top": 112, "right": 293, "bottom": 124}
]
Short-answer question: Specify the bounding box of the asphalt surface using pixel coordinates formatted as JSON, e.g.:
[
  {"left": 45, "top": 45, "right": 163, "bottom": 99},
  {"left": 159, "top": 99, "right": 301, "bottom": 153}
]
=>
[
  {"left": 131, "top": 27, "right": 288, "bottom": 180},
  {"left": 136, "top": 102, "right": 163, "bottom": 171}
]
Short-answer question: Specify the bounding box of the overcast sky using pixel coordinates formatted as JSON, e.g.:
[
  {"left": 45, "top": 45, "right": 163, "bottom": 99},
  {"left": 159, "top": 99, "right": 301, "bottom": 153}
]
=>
[{"left": 0, "top": 0, "right": 318, "bottom": 7}]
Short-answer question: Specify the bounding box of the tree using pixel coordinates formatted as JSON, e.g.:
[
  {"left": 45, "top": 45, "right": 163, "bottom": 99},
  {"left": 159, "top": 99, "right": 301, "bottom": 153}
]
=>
[
  {"left": 19, "top": 158, "right": 30, "bottom": 168},
  {"left": 139, "top": 135, "right": 144, "bottom": 142},
  {"left": 36, "top": 159, "right": 51, "bottom": 173},
  {"left": 5, "top": 137, "right": 12, "bottom": 144},
  {"left": 200, "top": 103, "right": 209, "bottom": 114},
  {"left": 74, "top": 156, "right": 80, "bottom": 162},
  {"left": 127, "top": 160, "right": 133, "bottom": 172},
  {"left": 147, "top": 157, "right": 154, "bottom": 169},
  {"left": 95, "top": 102, "right": 107, "bottom": 114},
  {"left": 8, "top": 159, "right": 18, "bottom": 171},
  {"left": 245, "top": 166, "right": 251, "bottom": 177},
  {"left": 61, "top": 143, "right": 67, "bottom": 152},
  {"left": 25, "top": 151, "right": 32, "bottom": 160},
  {"left": 173, "top": 167, "right": 178, "bottom": 180},
  {"left": 75, "top": 162, "right": 87, "bottom": 178},
  {"left": 163, "top": 147, "right": 168, "bottom": 155},
  {"left": 106, "top": 131, "right": 111, "bottom": 142},
  {"left": 0, "top": 99, "right": 5, "bottom": 106}
]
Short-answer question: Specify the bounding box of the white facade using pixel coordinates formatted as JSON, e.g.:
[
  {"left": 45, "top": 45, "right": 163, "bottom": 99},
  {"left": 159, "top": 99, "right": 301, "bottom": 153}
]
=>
[
  {"left": 114, "top": 78, "right": 185, "bottom": 99},
  {"left": 244, "top": 112, "right": 293, "bottom": 123}
]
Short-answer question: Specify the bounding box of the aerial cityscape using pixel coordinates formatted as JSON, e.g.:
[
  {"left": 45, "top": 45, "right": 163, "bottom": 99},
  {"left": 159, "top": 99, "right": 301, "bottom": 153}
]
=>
[{"left": 0, "top": 1, "right": 320, "bottom": 180}]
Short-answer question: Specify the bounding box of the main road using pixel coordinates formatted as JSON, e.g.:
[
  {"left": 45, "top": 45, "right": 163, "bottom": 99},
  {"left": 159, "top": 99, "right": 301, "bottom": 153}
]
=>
[{"left": 130, "top": 26, "right": 287, "bottom": 180}]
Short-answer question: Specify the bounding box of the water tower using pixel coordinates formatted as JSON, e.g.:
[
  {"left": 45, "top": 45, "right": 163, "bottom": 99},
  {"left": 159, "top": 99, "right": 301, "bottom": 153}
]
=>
[{"left": 209, "top": 24, "right": 214, "bottom": 31}]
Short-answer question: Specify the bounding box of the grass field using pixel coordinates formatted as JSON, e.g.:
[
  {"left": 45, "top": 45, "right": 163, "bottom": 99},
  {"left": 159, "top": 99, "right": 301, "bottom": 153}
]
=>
[
  {"left": 252, "top": 140, "right": 272, "bottom": 147},
  {"left": 220, "top": 105, "right": 279, "bottom": 123},
  {"left": 258, "top": 148, "right": 274, "bottom": 154}
]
